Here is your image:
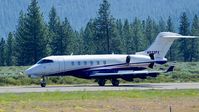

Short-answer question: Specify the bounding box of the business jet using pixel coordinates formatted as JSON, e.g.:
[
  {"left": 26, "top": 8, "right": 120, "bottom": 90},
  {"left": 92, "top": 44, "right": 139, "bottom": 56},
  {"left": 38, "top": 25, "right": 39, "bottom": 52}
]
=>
[{"left": 25, "top": 32, "right": 197, "bottom": 87}]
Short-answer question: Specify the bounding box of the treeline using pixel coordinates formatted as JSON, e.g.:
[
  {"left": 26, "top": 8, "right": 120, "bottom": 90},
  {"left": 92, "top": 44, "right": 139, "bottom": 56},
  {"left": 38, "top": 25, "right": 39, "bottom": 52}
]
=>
[{"left": 0, "top": 0, "right": 199, "bottom": 66}]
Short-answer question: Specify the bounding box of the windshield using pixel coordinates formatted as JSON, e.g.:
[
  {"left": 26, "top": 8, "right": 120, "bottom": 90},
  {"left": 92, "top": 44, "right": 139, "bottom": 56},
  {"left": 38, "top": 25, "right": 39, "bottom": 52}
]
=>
[{"left": 37, "top": 59, "right": 54, "bottom": 64}]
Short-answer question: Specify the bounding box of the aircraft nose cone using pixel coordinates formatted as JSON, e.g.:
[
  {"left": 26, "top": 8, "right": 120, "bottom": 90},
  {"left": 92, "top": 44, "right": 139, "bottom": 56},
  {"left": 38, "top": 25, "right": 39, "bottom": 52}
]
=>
[
  {"left": 25, "top": 68, "right": 33, "bottom": 77},
  {"left": 25, "top": 64, "right": 42, "bottom": 78}
]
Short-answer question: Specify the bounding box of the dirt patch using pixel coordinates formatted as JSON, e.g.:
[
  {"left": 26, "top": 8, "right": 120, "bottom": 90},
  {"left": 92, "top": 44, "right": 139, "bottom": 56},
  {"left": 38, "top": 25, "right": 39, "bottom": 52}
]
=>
[{"left": 1, "top": 97, "right": 199, "bottom": 112}]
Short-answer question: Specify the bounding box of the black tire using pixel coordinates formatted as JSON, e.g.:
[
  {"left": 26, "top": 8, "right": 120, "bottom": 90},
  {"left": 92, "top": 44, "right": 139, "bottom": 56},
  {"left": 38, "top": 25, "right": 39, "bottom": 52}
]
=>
[
  {"left": 40, "top": 76, "right": 46, "bottom": 87},
  {"left": 98, "top": 79, "right": 106, "bottom": 86},
  {"left": 111, "top": 79, "right": 119, "bottom": 86},
  {"left": 40, "top": 82, "right": 46, "bottom": 87}
]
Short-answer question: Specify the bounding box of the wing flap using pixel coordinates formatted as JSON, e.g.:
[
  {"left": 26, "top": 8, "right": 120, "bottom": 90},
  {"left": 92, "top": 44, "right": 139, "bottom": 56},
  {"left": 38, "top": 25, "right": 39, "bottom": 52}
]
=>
[
  {"left": 90, "top": 66, "right": 174, "bottom": 77},
  {"left": 90, "top": 70, "right": 162, "bottom": 77}
]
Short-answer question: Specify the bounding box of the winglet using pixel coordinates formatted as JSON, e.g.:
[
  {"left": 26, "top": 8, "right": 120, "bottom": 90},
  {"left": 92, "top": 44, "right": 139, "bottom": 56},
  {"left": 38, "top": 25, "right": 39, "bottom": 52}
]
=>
[{"left": 165, "top": 66, "right": 175, "bottom": 73}]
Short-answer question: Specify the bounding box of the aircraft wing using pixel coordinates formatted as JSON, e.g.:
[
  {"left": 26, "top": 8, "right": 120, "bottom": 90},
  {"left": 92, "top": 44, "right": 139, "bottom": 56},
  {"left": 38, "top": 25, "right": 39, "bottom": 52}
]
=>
[{"left": 90, "top": 66, "right": 174, "bottom": 77}]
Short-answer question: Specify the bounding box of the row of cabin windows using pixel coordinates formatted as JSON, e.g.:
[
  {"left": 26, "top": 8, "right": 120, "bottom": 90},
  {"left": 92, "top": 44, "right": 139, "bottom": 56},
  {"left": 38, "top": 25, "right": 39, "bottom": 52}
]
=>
[{"left": 71, "top": 61, "right": 106, "bottom": 66}]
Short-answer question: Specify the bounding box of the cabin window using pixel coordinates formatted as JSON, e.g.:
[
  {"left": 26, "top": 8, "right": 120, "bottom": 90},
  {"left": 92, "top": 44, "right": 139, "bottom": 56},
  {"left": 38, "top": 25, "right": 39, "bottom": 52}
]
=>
[
  {"left": 78, "top": 61, "right": 81, "bottom": 65},
  {"left": 71, "top": 61, "right": 74, "bottom": 66},
  {"left": 97, "top": 61, "right": 100, "bottom": 65},
  {"left": 90, "top": 61, "right": 93, "bottom": 65},
  {"left": 37, "top": 59, "right": 53, "bottom": 64},
  {"left": 103, "top": 61, "right": 106, "bottom": 65},
  {"left": 84, "top": 61, "right": 87, "bottom": 65}
]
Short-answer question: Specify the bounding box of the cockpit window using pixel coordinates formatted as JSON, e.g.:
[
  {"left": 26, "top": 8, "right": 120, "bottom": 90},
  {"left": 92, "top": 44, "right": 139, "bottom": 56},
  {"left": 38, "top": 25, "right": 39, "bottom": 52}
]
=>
[{"left": 37, "top": 59, "right": 53, "bottom": 64}]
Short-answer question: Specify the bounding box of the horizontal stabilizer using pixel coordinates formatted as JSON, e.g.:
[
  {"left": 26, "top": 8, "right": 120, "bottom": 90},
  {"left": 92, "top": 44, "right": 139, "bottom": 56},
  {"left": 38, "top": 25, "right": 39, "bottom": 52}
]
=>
[
  {"left": 163, "top": 36, "right": 198, "bottom": 38},
  {"left": 165, "top": 66, "right": 175, "bottom": 73}
]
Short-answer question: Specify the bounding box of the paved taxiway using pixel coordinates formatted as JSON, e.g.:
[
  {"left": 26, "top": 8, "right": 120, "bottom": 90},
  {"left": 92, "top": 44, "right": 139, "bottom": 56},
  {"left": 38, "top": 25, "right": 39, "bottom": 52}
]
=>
[{"left": 0, "top": 83, "right": 199, "bottom": 93}]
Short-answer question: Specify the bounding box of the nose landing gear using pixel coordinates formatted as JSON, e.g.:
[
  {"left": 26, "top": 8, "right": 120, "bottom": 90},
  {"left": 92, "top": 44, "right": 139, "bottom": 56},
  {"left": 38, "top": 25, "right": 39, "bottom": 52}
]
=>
[{"left": 40, "top": 76, "right": 46, "bottom": 87}]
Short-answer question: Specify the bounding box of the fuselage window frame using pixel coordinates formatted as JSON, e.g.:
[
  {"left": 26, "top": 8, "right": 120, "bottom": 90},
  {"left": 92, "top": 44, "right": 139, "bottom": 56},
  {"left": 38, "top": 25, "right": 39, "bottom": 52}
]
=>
[
  {"left": 90, "top": 61, "right": 93, "bottom": 65},
  {"left": 71, "top": 61, "right": 75, "bottom": 66},
  {"left": 78, "top": 61, "right": 81, "bottom": 66},
  {"left": 84, "top": 61, "right": 87, "bottom": 65},
  {"left": 103, "top": 61, "right": 106, "bottom": 65}
]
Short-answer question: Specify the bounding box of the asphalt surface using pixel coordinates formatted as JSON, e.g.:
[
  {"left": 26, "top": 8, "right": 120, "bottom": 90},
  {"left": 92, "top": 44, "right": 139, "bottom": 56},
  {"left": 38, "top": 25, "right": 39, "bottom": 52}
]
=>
[{"left": 0, "top": 83, "right": 199, "bottom": 93}]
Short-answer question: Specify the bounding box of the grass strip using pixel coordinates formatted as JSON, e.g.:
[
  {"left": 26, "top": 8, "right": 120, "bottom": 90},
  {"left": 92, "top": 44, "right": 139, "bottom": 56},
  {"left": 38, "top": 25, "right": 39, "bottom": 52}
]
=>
[{"left": 0, "top": 89, "right": 198, "bottom": 103}]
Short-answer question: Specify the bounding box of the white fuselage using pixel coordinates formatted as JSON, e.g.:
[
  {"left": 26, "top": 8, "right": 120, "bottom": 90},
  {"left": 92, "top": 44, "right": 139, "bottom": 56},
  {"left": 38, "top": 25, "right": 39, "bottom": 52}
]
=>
[{"left": 25, "top": 54, "right": 157, "bottom": 78}]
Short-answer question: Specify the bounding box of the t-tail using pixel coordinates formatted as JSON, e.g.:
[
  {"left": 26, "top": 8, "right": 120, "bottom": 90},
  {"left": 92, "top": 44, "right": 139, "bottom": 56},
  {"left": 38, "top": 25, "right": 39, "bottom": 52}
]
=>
[{"left": 136, "top": 32, "right": 197, "bottom": 60}]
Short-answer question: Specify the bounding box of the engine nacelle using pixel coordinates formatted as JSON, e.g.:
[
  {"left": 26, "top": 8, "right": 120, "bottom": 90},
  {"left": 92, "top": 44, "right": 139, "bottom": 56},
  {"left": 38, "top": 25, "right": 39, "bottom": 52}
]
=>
[{"left": 126, "top": 55, "right": 131, "bottom": 63}]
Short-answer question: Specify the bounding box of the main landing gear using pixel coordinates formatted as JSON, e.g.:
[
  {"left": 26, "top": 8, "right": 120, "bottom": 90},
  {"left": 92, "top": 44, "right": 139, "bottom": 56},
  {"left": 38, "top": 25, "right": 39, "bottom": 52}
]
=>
[
  {"left": 97, "top": 79, "right": 120, "bottom": 86},
  {"left": 40, "top": 76, "right": 46, "bottom": 87},
  {"left": 98, "top": 79, "right": 106, "bottom": 86},
  {"left": 111, "top": 79, "right": 120, "bottom": 86}
]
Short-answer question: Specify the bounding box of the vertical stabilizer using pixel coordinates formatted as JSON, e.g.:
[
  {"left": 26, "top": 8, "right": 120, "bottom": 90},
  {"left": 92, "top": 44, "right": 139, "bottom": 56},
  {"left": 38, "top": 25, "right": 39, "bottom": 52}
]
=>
[{"left": 136, "top": 32, "right": 197, "bottom": 59}]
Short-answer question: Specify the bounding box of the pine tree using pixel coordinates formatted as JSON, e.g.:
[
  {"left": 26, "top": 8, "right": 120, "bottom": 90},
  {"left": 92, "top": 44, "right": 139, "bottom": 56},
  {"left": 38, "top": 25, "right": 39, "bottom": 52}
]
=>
[
  {"left": 0, "top": 38, "right": 5, "bottom": 66},
  {"left": 116, "top": 19, "right": 124, "bottom": 53},
  {"left": 116, "top": 19, "right": 123, "bottom": 39},
  {"left": 49, "top": 6, "right": 59, "bottom": 34},
  {"left": 123, "top": 19, "right": 133, "bottom": 54},
  {"left": 5, "top": 32, "right": 15, "bottom": 66},
  {"left": 50, "top": 17, "right": 76, "bottom": 55},
  {"left": 15, "top": 0, "right": 47, "bottom": 65},
  {"left": 166, "top": 16, "right": 174, "bottom": 32},
  {"left": 63, "top": 18, "right": 76, "bottom": 54},
  {"left": 51, "top": 19, "right": 67, "bottom": 55},
  {"left": 95, "top": 0, "right": 113, "bottom": 54},
  {"left": 145, "top": 16, "right": 155, "bottom": 47},
  {"left": 132, "top": 17, "right": 144, "bottom": 52},
  {"left": 26, "top": 0, "right": 48, "bottom": 63},
  {"left": 141, "top": 20, "right": 146, "bottom": 32},
  {"left": 15, "top": 11, "right": 26, "bottom": 65},
  {"left": 152, "top": 20, "right": 159, "bottom": 37},
  {"left": 48, "top": 6, "right": 60, "bottom": 55},
  {"left": 67, "top": 31, "right": 83, "bottom": 55},
  {"left": 73, "top": 30, "right": 84, "bottom": 54},
  {"left": 48, "top": 8, "right": 63, "bottom": 55},
  {"left": 158, "top": 17, "right": 166, "bottom": 32},
  {"left": 179, "top": 12, "right": 191, "bottom": 61},
  {"left": 141, "top": 20, "right": 148, "bottom": 50},
  {"left": 109, "top": 19, "right": 122, "bottom": 54},
  {"left": 83, "top": 19, "right": 96, "bottom": 54},
  {"left": 190, "top": 15, "right": 199, "bottom": 61}
]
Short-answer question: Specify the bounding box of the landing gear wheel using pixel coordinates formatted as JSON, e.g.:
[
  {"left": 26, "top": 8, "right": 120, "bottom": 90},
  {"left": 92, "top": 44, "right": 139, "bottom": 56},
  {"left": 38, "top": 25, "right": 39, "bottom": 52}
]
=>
[
  {"left": 40, "top": 76, "right": 46, "bottom": 87},
  {"left": 40, "top": 82, "right": 46, "bottom": 87},
  {"left": 98, "top": 79, "right": 106, "bottom": 86},
  {"left": 111, "top": 79, "right": 119, "bottom": 86}
]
